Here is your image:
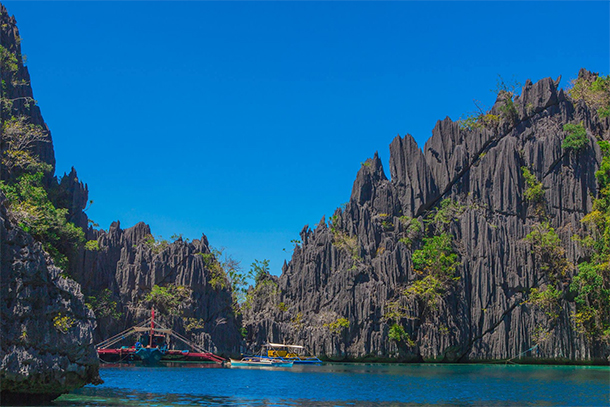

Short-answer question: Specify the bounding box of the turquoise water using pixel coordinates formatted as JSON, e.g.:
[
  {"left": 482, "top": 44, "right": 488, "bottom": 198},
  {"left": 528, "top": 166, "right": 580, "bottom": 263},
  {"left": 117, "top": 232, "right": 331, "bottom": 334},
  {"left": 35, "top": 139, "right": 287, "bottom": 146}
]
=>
[{"left": 52, "top": 363, "right": 608, "bottom": 406}]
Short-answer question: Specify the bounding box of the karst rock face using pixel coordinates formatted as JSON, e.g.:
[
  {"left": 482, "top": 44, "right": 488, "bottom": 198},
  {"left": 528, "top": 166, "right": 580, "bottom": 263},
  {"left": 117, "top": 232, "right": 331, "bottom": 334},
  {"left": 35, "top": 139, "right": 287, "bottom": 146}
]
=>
[
  {"left": 0, "top": 193, "right": 102, "bottom": 404},
  {"left": 244, "top": 72, "right": 610, "bottom": 363},
  {"left": 69, "top": 220, "right": 243, "bottom": 355},
  {"left": 1, "top": 3, "right": 242, "bottom": 401},
  {"left": 1, "top": 5, "right": 100, "bottom": 403}
]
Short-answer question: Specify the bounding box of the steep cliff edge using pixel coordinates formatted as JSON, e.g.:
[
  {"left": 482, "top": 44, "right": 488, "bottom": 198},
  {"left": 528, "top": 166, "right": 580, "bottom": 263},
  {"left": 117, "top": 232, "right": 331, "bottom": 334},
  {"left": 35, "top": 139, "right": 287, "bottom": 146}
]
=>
[
  {"left": 1, "top": 3, "right": 242, "bottom": 401},
  {"left": 1, "top": 5, "right": 101, "bottom": 402},
  {"left": 0, "top": 195, "right": 101, "bottom": 404},
  {"left": 244, "top": 72, "right": 610, "bottom": 364}
]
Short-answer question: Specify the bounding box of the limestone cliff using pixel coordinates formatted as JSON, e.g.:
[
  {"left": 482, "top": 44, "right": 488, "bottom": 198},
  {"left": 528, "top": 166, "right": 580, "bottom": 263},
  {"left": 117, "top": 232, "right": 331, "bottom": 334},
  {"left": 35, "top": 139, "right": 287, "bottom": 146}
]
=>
[
  {"left": 0, "top": 195, "right": 101, "bottom": 404},
  {"left": 244, "top": 72, "right": 610, "bottom": 364},
  {"left": 72, "top": 220, "right": 243, "bottom": 355},
  {"left": 1, "top": 3, "right": 242, "bottom": 401}
]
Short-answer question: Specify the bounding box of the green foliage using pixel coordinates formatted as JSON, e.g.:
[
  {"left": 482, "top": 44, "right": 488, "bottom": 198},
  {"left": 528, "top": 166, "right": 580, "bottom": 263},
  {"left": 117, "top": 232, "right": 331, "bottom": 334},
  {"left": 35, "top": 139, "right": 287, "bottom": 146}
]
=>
[
  {"left": 84, "top": 239, "right": 100, "bottom": 251},
  {"left": 2, "top": 117, "right": 51, "bottom": 176},
  {"left": 0, "top": 45, "right": 18, "bottom": 74},
  {"left": 199, "top": 248, "right": 242, "bottom": 292},
  {"left": 332, "top": 230, "right": 360, "bottom": 261},
  {"left": 250, "top": 259, "right": 270, "bottom": 286},
  {"left": 383, "top": 301, "right": 406, "bottom": 323},
  {"left": 459, "top": 115, "right": 479, "bottom": 131},
  {"left": 1, "top": 46, "right": 36, "bottom": 115},
  {"left": 53, "top": 313, "right": 75, "bottom": 333},
  {"left": 490, "top": 75, "right": 521, "bottom": 123},
  {"left": 143, "top": 284, "right": 191, "bottom": 316},
  {"left": 411, "top": 234, "right": 459, "bottom": 278},
  {"left": 566, "top": 140, "right": 610, "bottom": 342},
  {"left": 142, "top": 234, "right": 169, "bottom": 254},
  {"left": 291, "top": 312, "right": 304, "bottom": 331},
  {"left": 242, "top": 266, "right": 278, "bottom": 311},
  {"left": 429, "top": 199, "right": 465, "bottom": 229},
  {"left": 561, "top": 123, "right": 588, "bottom": 151},
  {"left": 493, "top": 74, "right": 522, "bottom": 96},
  {"left": 459, "top": 98, "right": 500, "bottom": 131},
  {"left": 569, "top": 74, "right": 610, "bottom": 118},
  {"left": 398, "top": 216, "right": 423, "bottom": 247},
  {"left": 86, "top": 289, "right": 122, "bottom": 320},
  {"left": 183, "top": 317, "right": 205, "bottom": 333},
  {"left": 388, "top": 323, "right": 415, "bottom": 346},
  {"left": 0, "top": 172, "right": 85, "bottom": 270},
  {"left": 525, "top": 222, "right": 570, "bottom": 280},
  {"left": 240, "top": 326, "right": 248, "bottom": 338},
  {"left": 405, "top": 275, "right": 445, "bottom": 310},
  {"left": 324, "top": 317, "right": 350, "bottom": 334},
  {"left": 408, "top": 233, "right": 459, "bottom": 310},
  {"left": 277, "top": 302, "right": 288, "bottom": 312},
  {"left": 528, "top": 286, "right": 562, "bottom": 320},
  {"left": 521, "top": 167, "right": 544, "bottom": 204},
  {"left": 498, "top": 92, "right": 518, "bottom": 123},
  {"left": 329, "top": 214, "right": 340, "bottom": 234}
]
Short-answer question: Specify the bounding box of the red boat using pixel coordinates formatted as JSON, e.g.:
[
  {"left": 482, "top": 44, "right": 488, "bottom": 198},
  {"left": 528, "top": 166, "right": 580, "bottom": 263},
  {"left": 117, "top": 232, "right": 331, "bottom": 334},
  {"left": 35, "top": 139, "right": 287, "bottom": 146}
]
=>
[{"left": 96, "top": 309, "right": 225, "bottom": 365}]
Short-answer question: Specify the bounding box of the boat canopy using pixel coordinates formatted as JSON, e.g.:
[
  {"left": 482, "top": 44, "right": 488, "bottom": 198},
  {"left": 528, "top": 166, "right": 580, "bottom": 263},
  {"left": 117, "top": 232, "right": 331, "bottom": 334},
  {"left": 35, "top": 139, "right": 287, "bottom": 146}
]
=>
[
  {"left": 263, "top": 343, "right": 304, "bottom": 349},
  {"left": 133, "top": 327, "right": 172, "bottom": 333}
]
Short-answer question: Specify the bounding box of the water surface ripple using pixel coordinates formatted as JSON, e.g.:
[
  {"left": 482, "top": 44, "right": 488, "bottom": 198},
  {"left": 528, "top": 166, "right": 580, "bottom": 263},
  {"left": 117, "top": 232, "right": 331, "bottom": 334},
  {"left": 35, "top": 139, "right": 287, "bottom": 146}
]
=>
[{"left": 51, "top": 363, "right": 609, "bottom": 406}]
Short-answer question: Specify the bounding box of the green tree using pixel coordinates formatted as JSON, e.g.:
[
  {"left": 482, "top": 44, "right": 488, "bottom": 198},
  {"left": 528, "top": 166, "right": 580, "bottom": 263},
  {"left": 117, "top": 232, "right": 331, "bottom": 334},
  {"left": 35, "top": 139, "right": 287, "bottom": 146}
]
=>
[
  {"left": 561, "top": 123, "right": 588, "bottom": 151},
  {"left": 569, "top": 74, "right": 610, "bottom": 118},
  {"left": 407, "top": 233, "right": 459, "bottom": 310},
  {"left": 0, "top": 171, "right": 85, "bottom": 270},
  {"left": 570, "top": 140, "right": 610, "bottom": 341},
  {"left": 143, "top": 284, "right": 192, "bottom": 316},
  {"left": 86, "top": 289, "right": 122, "bottom": 320},
  {"left": 522, "top": 167, "right": 544, "bottom": 204}
]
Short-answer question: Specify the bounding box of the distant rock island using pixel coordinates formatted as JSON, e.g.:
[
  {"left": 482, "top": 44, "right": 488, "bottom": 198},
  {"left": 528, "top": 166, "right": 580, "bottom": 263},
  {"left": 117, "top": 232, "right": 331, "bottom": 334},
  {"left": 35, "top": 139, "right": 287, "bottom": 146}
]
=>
[{"left": 1, "top": 1, "right": 609, "bottom": 403}]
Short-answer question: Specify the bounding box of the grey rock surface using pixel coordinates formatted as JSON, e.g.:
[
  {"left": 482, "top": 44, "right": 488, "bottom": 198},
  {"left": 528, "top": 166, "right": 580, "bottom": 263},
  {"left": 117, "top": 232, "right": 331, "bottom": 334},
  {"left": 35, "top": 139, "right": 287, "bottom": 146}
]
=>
[
  {"left": 1, "top": 3, "right": 243, "bottom": 402},
  {"left": 0, "top": 195, "right": 102, "bottom": 404},
  {"left": 244, "top": 72, "right": 610, "bottom": 363},
  {"left": 73, "top": 220, "right": 243, "bottom": 356}
]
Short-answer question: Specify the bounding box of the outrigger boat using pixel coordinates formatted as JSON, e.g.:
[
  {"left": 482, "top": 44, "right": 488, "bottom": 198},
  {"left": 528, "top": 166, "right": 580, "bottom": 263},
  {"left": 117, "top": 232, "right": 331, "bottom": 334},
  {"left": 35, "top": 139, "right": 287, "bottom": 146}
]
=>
[
  {"left": 229, "top": 356, "right": 293, "bottom": 368},
  {"left": 96, "top": 309, "right": 225, "bottom": 365},
  {"left": 258, "top": 343, "right": 323, "bottom": 365}
]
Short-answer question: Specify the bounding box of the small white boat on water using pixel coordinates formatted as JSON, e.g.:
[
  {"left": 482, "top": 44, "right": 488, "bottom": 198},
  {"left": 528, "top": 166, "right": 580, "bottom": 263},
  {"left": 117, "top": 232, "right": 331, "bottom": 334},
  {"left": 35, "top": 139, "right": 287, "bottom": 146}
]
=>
[{"left": 229, "top": 356, "right": 293, "bottom": 368}]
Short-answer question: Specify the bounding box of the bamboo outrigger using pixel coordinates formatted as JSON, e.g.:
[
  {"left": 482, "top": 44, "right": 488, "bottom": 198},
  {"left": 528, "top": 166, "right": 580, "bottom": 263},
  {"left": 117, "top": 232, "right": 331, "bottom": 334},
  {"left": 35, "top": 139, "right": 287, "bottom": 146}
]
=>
[{"left": 96, "top": 309, "right": 225, "bottom": 364}]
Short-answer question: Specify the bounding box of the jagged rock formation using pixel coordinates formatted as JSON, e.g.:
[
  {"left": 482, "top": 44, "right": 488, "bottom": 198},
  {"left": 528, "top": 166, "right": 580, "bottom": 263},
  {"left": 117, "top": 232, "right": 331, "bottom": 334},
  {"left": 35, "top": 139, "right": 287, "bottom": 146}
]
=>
[
  {"left": 0, "top": 5, "right": 54, "bottom": 176},
  {"left": 1, "top": 4, "right": 100, "bottom": 403},
  {"left": 54, "top": 168, "right": 242, "bottom": 353},
  {"left": 1, "top": 3, "right": 242, "bottom": 401},
  {"left": 0, "top": 193, "right": 101, "bottom": 404},
  {"left": 72, "top": 219, "right": 243, "bottom": 355},
  {"left": 244, "top": 71, "right": 610, "bottom": 364}
]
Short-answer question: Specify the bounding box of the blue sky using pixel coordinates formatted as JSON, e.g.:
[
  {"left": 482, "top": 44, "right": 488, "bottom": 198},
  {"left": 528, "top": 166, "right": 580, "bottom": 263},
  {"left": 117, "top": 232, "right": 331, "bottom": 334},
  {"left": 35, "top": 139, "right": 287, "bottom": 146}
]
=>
[{"left": 4, "top": 1, "right": 609, "bottom": 276}]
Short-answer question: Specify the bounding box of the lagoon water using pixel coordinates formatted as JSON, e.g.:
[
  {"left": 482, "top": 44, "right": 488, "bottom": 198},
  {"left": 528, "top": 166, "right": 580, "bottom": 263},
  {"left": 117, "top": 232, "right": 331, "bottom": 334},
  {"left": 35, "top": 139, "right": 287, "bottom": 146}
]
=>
[{"left": 53, "top": 363, "right": 608, "bottom": 406}]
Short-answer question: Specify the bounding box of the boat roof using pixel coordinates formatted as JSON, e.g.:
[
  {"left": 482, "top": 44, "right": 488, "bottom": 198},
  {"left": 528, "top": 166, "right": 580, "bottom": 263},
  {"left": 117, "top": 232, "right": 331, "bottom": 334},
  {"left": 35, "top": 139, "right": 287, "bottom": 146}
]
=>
[
  {"left": 133, "top": 327, "right": 172, "bottom": 333},
  {"left": 263, "top": 343, "right": 304, "bottom": 349}
]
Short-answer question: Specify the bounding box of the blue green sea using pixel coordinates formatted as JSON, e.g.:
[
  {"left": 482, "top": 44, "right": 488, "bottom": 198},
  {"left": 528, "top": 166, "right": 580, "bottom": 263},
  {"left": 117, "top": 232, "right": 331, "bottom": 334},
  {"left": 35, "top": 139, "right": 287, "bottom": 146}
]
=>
[{"left": 51, "top": 363, "right": 608, "bottom": 406}]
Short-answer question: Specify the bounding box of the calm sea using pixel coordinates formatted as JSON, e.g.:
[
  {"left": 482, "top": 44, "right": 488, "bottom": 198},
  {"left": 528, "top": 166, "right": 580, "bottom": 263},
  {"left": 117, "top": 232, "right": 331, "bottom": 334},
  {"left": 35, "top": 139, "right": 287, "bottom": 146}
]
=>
[{"left": 50, "top": 363, "right": 608, "bottom": 406}]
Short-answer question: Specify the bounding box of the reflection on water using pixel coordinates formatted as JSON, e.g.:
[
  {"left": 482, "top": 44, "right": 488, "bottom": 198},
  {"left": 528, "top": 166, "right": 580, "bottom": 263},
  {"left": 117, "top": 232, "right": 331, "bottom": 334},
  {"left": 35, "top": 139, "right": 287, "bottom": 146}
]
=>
[{"left": 44, "top": 363, "right": 610, "bottom": 407}]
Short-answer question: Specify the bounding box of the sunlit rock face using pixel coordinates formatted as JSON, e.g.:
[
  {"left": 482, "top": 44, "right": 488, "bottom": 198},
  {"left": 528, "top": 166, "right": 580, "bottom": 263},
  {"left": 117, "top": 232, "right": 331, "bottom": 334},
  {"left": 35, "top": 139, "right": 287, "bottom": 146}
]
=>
[
  {"left": 244, "top": 71, "right": 610, "bottom": 364},
  {"left": 0, "top": 195, "right": 102, "bottom": 404},
  {"left": 1, "top": 3, "right": 243, "bottom": 402}
]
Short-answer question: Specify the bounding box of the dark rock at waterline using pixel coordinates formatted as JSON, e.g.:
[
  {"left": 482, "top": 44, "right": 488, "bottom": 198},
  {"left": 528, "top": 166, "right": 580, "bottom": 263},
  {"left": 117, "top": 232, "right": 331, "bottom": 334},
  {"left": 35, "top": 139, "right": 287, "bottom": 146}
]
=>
[
  {"left": 1, "top": 2, "right": 243, "bottom": 401},
  {"left": 0, "top": 193, "right": 102, "bottom": 401},
  {"left": 244, "top": 71, "right": 610, "bottom": 364}
]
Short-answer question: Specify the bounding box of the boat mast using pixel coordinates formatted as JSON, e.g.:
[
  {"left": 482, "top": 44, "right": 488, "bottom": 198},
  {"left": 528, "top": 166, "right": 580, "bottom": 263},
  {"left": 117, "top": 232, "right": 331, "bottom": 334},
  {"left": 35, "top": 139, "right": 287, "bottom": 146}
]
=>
[{"left": 150, "top": 308, "right": 155, "bottom": 348}]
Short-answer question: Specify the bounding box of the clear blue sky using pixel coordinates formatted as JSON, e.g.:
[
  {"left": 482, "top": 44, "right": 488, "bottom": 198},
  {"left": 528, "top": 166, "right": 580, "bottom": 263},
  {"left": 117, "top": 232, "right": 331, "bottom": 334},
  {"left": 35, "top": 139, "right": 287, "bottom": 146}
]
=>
[{"left": 4, "top": 1, "right": 609, "bottom": 276}]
